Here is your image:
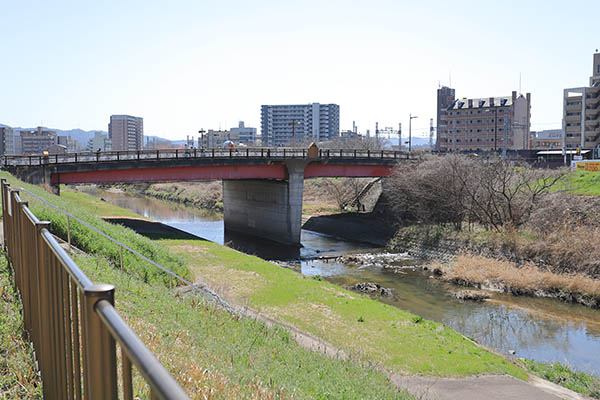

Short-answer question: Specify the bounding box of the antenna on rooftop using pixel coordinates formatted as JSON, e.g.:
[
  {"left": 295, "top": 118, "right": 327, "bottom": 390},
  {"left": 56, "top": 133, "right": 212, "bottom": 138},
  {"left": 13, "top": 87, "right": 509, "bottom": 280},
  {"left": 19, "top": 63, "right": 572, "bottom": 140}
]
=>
[{"left": 519, "top": 73, "right": 522, "bottom": 95}]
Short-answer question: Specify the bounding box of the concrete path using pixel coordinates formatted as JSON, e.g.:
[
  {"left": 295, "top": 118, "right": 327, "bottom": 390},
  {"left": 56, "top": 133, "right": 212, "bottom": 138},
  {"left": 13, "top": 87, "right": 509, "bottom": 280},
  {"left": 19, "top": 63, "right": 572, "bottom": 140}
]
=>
[{"left": 394, "top": 374, "right": 588, "bottom": 400}]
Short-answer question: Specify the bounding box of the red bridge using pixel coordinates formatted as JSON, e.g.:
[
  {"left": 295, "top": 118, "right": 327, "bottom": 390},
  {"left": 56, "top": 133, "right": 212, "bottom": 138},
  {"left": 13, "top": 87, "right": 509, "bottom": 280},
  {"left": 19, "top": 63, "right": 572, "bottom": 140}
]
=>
[{"left": 4, "top": 148, "right": 406, "bottom": 245}]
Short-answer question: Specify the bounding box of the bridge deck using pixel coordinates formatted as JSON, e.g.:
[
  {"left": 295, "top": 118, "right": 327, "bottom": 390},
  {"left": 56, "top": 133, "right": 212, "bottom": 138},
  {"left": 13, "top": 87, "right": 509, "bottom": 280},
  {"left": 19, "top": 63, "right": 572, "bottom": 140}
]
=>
[
  {"left": 3, "top": 147, "right": 409, "bottom": 167},
  {"left": 3, "top": 148, "right": 412, "bottom": 184}
]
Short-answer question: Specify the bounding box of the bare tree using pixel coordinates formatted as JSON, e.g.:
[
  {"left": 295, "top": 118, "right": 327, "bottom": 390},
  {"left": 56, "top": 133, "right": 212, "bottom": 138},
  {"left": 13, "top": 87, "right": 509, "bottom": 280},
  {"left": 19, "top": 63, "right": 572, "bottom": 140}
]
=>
[{"left": 385, "top": 154, "right": 564, "bottom": 231}]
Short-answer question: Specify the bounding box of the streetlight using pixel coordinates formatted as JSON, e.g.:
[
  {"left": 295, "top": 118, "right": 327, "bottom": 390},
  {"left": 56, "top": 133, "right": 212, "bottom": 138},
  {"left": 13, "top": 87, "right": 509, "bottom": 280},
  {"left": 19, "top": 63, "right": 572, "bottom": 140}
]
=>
[
  {"left": 409, "top": 114, "right": 418, "bottom": 152},
  {"left": 287, "top": 120, "right": 300, "bottom": 147},
  {"left": 198, "top": 129, "right": 206, "bottom": 149}
]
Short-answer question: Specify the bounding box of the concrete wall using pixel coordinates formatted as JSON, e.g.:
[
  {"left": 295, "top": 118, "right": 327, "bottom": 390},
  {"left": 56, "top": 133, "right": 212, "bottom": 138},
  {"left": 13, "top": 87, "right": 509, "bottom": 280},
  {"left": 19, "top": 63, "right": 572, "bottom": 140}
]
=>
[
  {"left": 223, "top": 178, "right": 303, "bottom": 244},
  {"left": 222, "top": 160, "right": 306, "bottom": 245}
]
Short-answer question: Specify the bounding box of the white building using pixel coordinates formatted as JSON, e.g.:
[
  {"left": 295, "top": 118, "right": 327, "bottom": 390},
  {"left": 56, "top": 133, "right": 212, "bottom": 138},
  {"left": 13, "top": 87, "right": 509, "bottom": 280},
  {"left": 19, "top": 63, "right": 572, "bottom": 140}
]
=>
[
  {"left": 260, "top": 103, "right": 340, "bottom": 146},
  {"left": 562, "top": 52, "right": 600, "bottom": 149},
  {"left": 87, "top": 131, "right": 111, "bottom": 152},
  {"left": 230, "top": 121, "right": 257, "bottom": 145}
]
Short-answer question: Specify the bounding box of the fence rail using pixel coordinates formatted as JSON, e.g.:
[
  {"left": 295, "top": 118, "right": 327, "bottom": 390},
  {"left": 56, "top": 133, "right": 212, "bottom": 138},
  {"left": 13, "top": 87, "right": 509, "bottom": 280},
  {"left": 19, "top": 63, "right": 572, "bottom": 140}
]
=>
[
  {"left": 2, "top": 147, "right": 410, "bottom": 167},
  {"left": 1, "top": 179, "right": 189, "bottom": 399}
]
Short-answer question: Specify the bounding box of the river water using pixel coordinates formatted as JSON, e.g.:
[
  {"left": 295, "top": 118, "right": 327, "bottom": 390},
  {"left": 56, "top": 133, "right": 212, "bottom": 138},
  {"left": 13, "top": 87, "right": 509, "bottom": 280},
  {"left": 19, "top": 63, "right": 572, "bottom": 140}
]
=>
[{"left": 84, "top": 187, "right": 600, "bottom": 377}]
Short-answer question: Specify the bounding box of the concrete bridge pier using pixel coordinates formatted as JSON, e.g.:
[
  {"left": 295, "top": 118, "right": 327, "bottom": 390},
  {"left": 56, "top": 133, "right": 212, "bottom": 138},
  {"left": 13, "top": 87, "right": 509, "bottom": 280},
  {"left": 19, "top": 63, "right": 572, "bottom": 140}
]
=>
[{"left": 223, "top": 160, "right": 307, "bottom": 245}]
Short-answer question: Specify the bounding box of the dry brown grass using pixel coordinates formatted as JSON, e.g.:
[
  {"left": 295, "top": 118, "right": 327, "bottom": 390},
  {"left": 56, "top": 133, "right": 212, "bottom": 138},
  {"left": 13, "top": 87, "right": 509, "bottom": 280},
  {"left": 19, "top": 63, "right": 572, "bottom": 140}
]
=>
[{"left": 440, "top": 254, "right": 600, "bottom": 307}]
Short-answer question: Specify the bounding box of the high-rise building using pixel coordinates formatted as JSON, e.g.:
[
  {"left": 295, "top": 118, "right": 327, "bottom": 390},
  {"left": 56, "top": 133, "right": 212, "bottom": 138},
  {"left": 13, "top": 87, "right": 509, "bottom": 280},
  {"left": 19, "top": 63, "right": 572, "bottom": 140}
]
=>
[
  {"left": 438, "top": 91, "right": 531, "bottom": 151},
  {"left": 0, "top": 126, "right": 16, "bottom": 155},
  {"left": 562, "top": 52, "right": 600, "bottom": 149},
  {"left": 19, "top": 127, "right": 58, "bottom": 154},
  {"left": 230, "top": 121, "right": 257, "bottom": 145},
  {"left": 108, "top": 115, "right": 143, "bottom": 151},
  {"left": 436, "top": 86, "right": 456, "bottom": 150},
  {"left": 261, "top": 103, "right": 340, "bottom": 146}
]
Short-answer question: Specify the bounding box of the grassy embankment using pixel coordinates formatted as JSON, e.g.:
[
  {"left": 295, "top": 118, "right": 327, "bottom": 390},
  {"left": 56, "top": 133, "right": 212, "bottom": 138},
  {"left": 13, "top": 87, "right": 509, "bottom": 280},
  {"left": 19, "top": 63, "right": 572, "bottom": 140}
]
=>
[
  {"left": 0, "top": 252, "right": 42, "bottom": 399},
  {"left": 1, "top": 173, "right": 414, "bottom": 398},
  {"left": 518, "top": 359, "right": 600, "bottom": 399},
  {"left": 551, "top": 170, "right": 600, "bottom": 195},
  {"left": 162, "top": 238, "right": 526, "bottom": 379},
  {"left": 1, "top": 172, "right": 190, "bottom": 287}
]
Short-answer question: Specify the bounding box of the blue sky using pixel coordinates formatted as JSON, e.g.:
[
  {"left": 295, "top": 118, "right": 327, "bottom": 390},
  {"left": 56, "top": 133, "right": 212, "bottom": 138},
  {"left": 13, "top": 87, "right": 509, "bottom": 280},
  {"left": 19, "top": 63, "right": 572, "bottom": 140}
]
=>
[{"left": 1, "top": 0, "right": 599, "bottom": 139}]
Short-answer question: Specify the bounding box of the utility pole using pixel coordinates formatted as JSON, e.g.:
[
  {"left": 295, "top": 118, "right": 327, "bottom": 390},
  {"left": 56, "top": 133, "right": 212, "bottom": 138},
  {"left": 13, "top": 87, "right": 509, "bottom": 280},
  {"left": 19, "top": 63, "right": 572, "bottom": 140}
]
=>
[
  {"left": 398, "top": 123, "right": 402, "bottom": 151},
  {"left": 429, "top": 118, "right": 434, "bottom": 150},
  {"left": 409, "top": 114, "right": 418, "bottom": 153},
  {"left": 287, "top": 120, "right": 300, "bottom": 147}
]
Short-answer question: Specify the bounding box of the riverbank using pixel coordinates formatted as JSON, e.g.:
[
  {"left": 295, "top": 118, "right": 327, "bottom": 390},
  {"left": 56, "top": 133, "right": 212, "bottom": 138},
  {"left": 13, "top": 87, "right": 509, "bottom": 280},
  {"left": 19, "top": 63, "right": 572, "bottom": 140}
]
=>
[
  {"left": 388, "top": 223, "right": 600, "bottom": 309},
  {"left": 161, "top": 237, "right": 525, "bottom": 379}
]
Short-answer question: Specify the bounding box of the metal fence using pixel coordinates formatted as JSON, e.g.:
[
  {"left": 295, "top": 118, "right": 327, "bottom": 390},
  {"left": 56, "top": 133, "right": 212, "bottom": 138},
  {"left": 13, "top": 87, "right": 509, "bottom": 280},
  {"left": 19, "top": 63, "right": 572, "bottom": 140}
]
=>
[
  {"left": 1, "top": 179, "right": 189, "bottom": 400},
  {"left": 2, "top": 147, "right": 409, "bottom": 167}
]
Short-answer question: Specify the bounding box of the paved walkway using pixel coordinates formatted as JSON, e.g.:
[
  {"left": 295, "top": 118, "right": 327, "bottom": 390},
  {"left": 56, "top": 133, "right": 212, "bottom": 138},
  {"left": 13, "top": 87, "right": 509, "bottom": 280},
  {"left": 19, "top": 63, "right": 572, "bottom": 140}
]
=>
[{"left": 394, "top": 374, "right": 587, "bottom": 400}]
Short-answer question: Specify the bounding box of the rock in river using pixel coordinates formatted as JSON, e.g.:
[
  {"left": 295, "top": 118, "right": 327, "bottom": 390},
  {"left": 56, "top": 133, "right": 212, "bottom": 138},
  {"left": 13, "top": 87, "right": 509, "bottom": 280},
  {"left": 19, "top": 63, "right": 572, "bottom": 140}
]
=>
[
  {"left": 351, "top": 282, "right": 393, "bottom": 297},
  {"left": 451, "top": 290, "right": 490, "bottom": 302}
]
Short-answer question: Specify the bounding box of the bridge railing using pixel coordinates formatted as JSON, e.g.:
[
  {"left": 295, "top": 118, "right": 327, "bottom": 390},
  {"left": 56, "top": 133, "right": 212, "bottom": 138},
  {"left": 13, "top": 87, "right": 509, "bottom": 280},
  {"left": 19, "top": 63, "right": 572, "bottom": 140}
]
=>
[
  {"left": 2, "top": 147, "right": 410, "bottom": 166},
  {"left": 1, "top": 178, "right": 189, "bottom": 400}
]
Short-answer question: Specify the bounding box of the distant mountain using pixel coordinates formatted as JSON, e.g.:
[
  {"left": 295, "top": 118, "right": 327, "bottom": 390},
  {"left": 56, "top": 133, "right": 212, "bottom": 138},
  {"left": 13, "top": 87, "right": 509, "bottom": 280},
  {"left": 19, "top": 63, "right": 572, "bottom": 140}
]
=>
[
  {"left": 384, "top": 136, "right": 434, "bottom": 148},
  {"left": 1, "top": 123, "right": 175, "bottom": 147}
]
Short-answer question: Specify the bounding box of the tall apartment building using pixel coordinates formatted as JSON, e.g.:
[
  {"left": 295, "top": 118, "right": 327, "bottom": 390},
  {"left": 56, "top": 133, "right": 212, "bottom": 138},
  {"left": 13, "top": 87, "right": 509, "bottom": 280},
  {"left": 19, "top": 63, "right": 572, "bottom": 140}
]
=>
[
  {"left": 20, "top": 127, "right": 58, "bottom": 154},
  {"left": 230, "top": 121, "right": 257, "bottom": 145},
  {"left": 438, "top": 91, "right": 531, "bottom": 151},
  {"left": 108, "top": 115, "right": 143, "bottom": 151},
  {"left": 562, "top": 52, "right": 600, "bottom": 149},
  {"left": 261, "top": 103, "right": 340, "bottom": 146},
  {"left": 0, "top": 127, "right": 16, "bottom": 155},
  {"left": 436, "top": 86, "right": 456, "bottom": 150}
]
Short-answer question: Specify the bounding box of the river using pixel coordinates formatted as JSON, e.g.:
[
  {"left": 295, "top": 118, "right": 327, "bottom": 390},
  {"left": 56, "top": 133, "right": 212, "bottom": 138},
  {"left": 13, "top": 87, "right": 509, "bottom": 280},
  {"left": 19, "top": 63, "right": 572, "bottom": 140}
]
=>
[{"left": 84, "top": 187, "right": 600, "bottom": 377}]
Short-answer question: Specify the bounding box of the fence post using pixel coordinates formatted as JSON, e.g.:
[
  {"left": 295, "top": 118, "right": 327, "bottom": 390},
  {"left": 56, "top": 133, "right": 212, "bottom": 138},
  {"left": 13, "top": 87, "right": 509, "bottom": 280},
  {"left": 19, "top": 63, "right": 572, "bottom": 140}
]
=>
[
  {"left": 119, "top": 245, "right": 124, "bottom": 271},
  {"left": 66, "top": 215, "right": 71, "bottom": 249},
  {"left": 35, "top": 222, "right": 53, "bottom": 399},
  {"left": 82, "top": 284, "right": 117, "bottom": 400}
]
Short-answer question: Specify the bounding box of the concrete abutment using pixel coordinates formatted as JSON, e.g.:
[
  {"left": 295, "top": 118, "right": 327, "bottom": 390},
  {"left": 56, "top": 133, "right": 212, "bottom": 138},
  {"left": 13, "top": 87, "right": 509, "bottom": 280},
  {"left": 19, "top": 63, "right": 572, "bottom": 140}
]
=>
[{"left": 223, "top": 161, "right": 307, "bottom": 245}]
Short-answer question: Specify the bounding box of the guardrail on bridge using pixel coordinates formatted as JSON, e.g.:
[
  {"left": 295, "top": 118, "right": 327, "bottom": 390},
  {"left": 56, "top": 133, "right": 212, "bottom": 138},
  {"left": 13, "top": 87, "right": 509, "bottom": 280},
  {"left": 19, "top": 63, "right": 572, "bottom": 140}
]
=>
[
  {"left": 1, "top": 179, "right": 189, "bottom": 399},
  {"left": 2, "top": 147, "right": 410, "bottom": 167}
]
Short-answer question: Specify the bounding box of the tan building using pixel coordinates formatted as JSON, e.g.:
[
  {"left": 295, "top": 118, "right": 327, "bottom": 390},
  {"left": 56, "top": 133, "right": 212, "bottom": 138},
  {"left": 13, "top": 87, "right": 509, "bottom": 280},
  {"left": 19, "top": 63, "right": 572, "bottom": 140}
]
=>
[
  {"left": 530, "top": 129, "right": 562, "bottom": 150},
  {"left": 438, "top": 91, "right": 531, "bottom": 152},
  {"left": 109, "top": 115, "right": 143, "bottom": 151},
  {"left": 562, "top": 52, "right": 600, "bottom": 150},
  {"left": 20, "top": 127, "right": 58, "bottom": 154}
]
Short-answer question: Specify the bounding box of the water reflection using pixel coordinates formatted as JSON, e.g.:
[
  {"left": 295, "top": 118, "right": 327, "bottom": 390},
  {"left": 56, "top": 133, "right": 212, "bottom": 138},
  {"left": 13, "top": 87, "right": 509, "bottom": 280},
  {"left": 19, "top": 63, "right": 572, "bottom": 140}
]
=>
[{"left": 81, "top": 186, "right": 600, "bottom": 377}]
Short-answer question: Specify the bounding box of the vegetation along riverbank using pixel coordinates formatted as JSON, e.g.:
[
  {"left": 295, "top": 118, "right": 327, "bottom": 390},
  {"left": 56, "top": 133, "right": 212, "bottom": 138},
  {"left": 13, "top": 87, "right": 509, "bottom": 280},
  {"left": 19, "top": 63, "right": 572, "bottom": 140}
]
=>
[{"left": 384, "top": 155, "right": 600, "bottom": 309}]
